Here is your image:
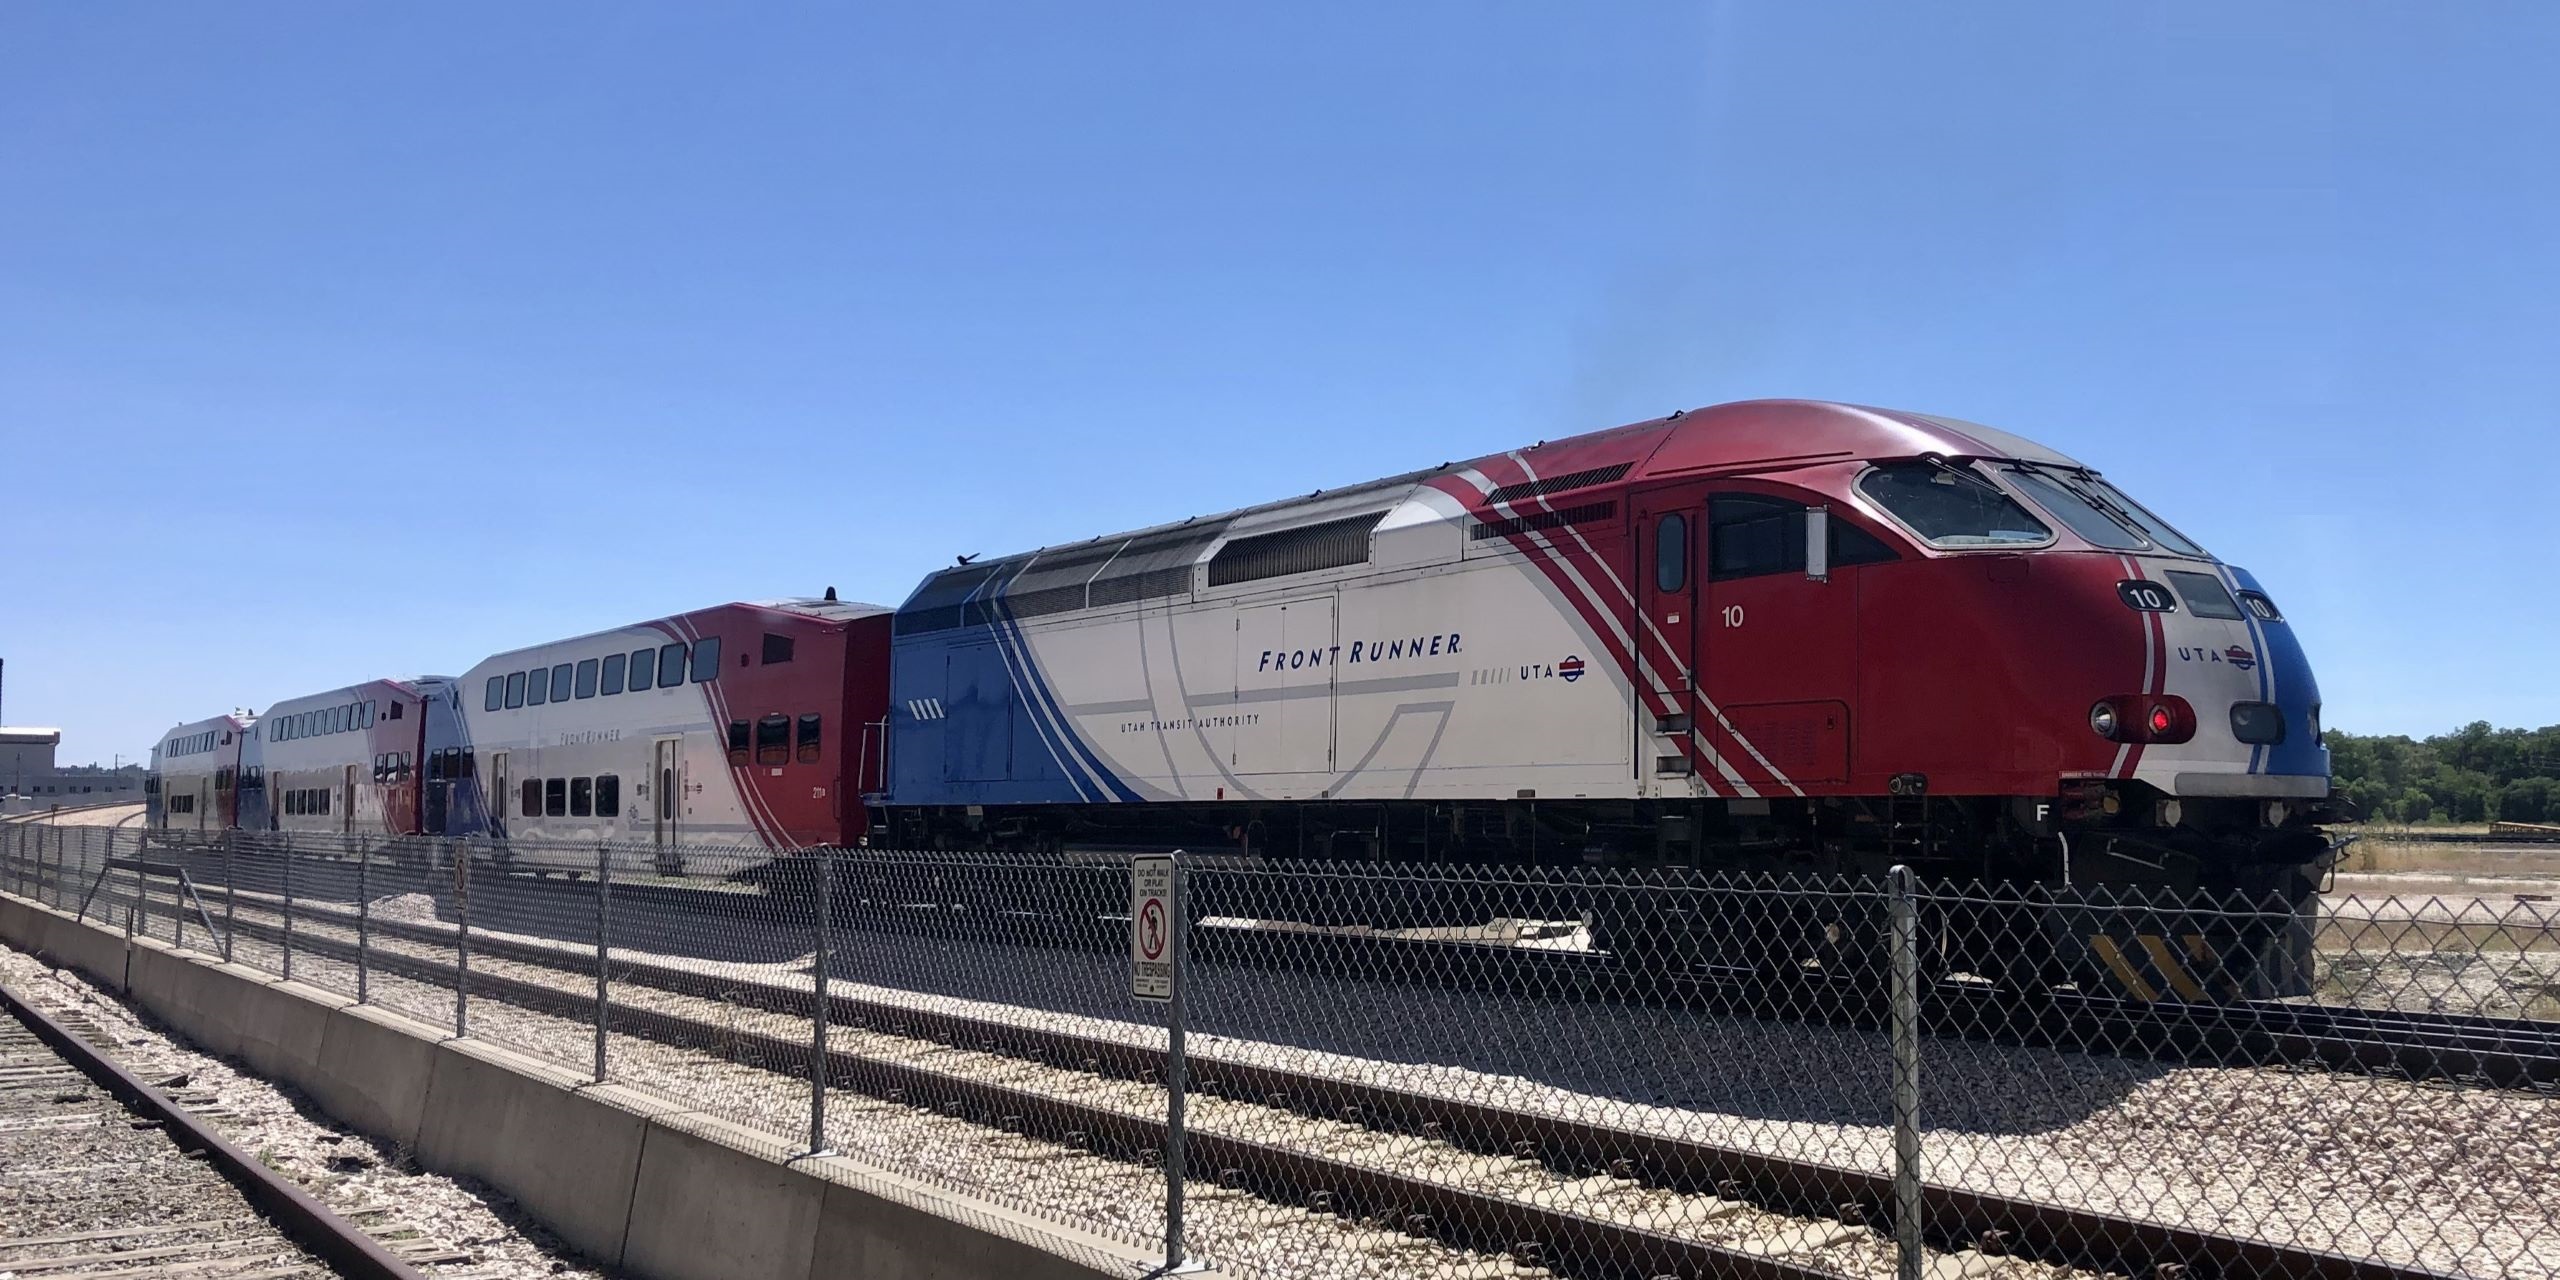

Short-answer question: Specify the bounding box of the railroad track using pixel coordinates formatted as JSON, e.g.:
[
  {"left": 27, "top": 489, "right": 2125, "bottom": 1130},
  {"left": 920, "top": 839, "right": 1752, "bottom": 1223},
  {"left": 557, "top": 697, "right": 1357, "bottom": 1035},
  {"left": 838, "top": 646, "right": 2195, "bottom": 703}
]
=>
[
  {"left": 0, "top": 978, "right": 431, "bottom": 1280},
  {"left": 25, "top": 840, "right": 2560, "bottom": 1101},
  {"left": 143, "top": 881, "right": 2457, "bottom": 1280},
  {"left": 60, "top": 841, "right": 2560, "bottom": 1096}
]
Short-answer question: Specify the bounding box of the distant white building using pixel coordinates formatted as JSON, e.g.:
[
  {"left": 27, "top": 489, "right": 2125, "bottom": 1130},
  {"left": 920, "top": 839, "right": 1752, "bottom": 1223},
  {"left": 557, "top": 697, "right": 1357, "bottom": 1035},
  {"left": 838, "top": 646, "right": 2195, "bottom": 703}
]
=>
[
  {"left": 0, "top": 727, "right": 54, "bottom": 783},
  {"left": 1, "top": 727, "right": 147, "bottom": 810}
]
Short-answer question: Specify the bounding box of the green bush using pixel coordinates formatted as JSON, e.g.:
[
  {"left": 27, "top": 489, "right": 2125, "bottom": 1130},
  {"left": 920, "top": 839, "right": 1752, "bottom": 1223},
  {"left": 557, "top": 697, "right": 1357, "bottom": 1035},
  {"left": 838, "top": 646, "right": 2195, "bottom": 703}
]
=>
[{"left": 2328, "top": 721, "right": 2560, "bottom": 824}]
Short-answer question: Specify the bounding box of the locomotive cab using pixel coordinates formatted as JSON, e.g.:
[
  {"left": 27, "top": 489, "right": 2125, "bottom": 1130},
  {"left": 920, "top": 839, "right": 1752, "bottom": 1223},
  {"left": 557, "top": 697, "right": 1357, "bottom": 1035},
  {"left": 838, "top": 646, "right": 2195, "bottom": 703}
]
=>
[{"left": 1807, "top": 446, "right": 2333, "bottom": 996}]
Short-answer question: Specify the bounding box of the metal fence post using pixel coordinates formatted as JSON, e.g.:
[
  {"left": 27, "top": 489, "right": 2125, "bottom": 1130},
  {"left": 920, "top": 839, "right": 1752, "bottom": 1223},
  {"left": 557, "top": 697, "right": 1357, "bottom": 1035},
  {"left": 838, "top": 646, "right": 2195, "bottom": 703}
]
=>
[
  {"left": 1888, "top": 864, "right": 1923, "bottom": 1280},
  {"left": 455, "top": 840, "right": 471, "bottom": 1038},
  {"left": 357, "top": 842, "right": 372, "bottom": 1005},
  {"left": 595, "top": 842, "right": 611, "bottom": 1082},
  {"left": 808, "top": 852, "right": 832, "bottom": 1155},
  {"left": 223, "top": 833, "right": 237, "bottom": 951},
  {"left": 281, "top": 832, "right": 295, "bottom": 982},
  {"left": 1164, "top": 853, "right": 1191, "bottom": 1275}
]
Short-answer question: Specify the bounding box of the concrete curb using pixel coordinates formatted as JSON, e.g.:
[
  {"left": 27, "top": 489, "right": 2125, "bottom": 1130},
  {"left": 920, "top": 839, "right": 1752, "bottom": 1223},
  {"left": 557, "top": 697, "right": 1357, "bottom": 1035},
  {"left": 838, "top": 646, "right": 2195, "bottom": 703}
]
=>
[{"left": 1, "top": 891, "right": 1205, "bottom": 1280}]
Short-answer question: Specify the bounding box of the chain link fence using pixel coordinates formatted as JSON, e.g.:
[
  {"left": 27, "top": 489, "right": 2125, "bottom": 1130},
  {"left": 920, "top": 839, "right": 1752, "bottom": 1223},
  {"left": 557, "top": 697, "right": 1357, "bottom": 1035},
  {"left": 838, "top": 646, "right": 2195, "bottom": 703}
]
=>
[{"left": 4, "top": 819, "right": 2555, "bottom": 1280}]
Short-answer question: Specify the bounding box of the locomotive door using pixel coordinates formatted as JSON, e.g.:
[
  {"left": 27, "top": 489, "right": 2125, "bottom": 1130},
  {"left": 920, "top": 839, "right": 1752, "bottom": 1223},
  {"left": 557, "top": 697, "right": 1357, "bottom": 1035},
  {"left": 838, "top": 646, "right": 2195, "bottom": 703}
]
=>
[
  {"left": 1699, "top": 491, "right": 1858, "bottom": 786},
  {"left": 1631, "top": 484, "right": 1711, "bottom": 788}
]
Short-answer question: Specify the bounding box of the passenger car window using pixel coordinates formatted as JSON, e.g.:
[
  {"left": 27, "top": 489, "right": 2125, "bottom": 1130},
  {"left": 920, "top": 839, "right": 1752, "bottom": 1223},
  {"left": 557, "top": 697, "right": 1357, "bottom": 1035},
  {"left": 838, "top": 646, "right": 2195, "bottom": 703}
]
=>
[
  {"left": 1654, "top": 514, "right": 1687, "bottom": 593},
  {"left": 657, "top": 642, "right": 688, "bottom": 689},
  {"left": 691, "top": 636, "right": 722, "bottom": 683},
  {"left": 570, "top": 776, "right": 593, "bottom": 817},
  {"left": 549, "top": 663, "right": 573, "bottom": 703},
  {"left": 1858, "top": 462, "right": 2051, "bottom": 548},
  {"left": 595, "top": 774, "right": 620, "bottom": 817},
  {"left": 526, "top": 669, "right": 549, "bottom": 706},
  {"left": 600, "top": 653, "right": 626, "bottom": 696},
  {"left": 505, "top": 671, "right": 527, "bottom": 709},
  {"left": 521, "top": 779, "right": 541, "bottom": 818},
  {"left": 2164, "top": 570, "right": 2245, "bottom": 620},
  {"left": 796, "top": 714, "right": 822, "bottom": 764},
  {"left": 756, "top": 714, "right": 790, "bottom": 767},
  {"left": 545, "top": 777, "right": 567, "bottom": 817},
  {"left": 485, "top": 677, "right": 505, "bottom": 712},
  {"left": 575, "top": 658, "right": 599, "bottom": 699},
  {"left": 628, "top": 648, "right": 656, "bottom": 691}
]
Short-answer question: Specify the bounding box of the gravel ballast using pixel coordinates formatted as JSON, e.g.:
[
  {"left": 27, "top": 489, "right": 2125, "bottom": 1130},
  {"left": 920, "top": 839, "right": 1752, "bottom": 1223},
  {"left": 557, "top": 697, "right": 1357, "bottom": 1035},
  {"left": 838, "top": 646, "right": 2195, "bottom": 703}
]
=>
[{"left": 0, "top": 940, "right": 610, "bottom": 1280}]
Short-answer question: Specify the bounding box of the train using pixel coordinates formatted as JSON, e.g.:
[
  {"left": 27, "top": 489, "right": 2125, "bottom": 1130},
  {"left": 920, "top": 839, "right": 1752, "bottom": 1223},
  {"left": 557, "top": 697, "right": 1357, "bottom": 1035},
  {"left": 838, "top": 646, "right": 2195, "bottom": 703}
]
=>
[{"left": 144, "top": 399, "right": 2341, "bottom": 997}]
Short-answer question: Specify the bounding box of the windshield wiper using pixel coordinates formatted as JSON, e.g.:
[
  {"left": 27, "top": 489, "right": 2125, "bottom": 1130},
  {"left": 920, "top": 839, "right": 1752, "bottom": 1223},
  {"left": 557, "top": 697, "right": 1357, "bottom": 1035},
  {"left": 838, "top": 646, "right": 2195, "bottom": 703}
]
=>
[
  {"left": 2013, "top": 461, "right": 2153, "bottom": 543},
  {"left": 1917, "top": 452, "right": 2011, "bottom": 498}
]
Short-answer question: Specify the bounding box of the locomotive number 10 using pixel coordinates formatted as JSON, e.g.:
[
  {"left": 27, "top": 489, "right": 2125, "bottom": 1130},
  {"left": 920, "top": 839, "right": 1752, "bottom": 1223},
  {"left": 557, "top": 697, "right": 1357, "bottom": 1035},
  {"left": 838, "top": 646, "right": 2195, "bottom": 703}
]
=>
[{"left": 1721, "top": 605, "right": 1746, "bottom": 628}]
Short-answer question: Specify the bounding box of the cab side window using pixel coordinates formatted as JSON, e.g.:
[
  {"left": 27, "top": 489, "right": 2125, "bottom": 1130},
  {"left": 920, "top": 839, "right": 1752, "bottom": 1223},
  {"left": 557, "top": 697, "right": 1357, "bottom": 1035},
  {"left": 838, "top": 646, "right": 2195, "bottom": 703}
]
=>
[
  {"left": 1709, "top": 495, "right": 1899, "bottom": 581},
  {"left": 1654, "top": 514, "right": 1687, "bottom": 593}
]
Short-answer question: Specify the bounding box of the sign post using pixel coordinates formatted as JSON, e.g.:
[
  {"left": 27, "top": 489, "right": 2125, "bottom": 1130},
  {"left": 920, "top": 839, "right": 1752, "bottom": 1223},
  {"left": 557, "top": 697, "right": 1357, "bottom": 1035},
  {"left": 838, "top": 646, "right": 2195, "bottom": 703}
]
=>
[{"left": 1130, "top": 853, "right": 1198, "bottom": 1274}]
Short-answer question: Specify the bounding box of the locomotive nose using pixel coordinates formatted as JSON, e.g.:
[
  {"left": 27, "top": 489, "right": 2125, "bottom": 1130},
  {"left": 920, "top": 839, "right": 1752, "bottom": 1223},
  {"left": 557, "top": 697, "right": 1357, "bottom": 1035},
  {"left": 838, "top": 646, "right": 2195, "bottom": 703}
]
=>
[{"left": 2217, "top": 565, "right": 2328, "bottom": 780}]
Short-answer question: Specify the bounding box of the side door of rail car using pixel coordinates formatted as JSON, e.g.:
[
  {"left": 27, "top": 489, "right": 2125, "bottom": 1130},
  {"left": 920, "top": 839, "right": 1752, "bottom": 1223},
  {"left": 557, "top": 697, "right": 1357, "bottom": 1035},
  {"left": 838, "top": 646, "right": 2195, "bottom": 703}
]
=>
[
  {"left": 488, "top": 751, "right": 510, "bottom": 841},
  {"left": 1630, "top": 482, "right": 1716, "bottom": 792},
  {"left": 1697, "top": 490, "right": 1881, "bottom": 788}
]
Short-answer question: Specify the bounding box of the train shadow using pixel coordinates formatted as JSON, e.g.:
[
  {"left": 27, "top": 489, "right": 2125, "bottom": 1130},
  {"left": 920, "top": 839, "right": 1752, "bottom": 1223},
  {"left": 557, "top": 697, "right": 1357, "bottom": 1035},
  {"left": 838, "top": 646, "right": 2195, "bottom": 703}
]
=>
[{"left": 148, "top": 846, "right": 2172, "bottom": 1136}]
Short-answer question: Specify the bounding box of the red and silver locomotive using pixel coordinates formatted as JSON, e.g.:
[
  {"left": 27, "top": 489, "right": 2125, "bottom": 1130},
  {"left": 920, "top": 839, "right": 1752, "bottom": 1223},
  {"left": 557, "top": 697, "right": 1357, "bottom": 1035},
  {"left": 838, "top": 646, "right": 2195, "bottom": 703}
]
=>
[{"left": 880, "top": 400, "right": 2336, "bottom": 989}]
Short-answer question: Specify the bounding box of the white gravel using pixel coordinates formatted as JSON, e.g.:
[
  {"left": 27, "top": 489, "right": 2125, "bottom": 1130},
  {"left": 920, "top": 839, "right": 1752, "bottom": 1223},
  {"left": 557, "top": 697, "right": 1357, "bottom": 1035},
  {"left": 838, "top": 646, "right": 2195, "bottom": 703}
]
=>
[
  {"left": 322, "top": 888, "right": 2560, "bottom": 1279},
  {"left": 96, "top": 874, "right": 2560, "bottom": 1279},
  {"left": 0, "top": 940, "right": 611, "bottom": 1280}
]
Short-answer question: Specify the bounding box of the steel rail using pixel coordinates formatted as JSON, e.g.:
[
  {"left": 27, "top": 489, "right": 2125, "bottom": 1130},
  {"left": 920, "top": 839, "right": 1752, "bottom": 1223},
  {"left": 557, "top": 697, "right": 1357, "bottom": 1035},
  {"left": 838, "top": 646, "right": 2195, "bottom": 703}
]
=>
[
  {"left": 0, "top": 977, "right": 433, "bottom": 1280},
  {"left": 201, "top": 896, "right": 2453, "bottom": 1280},
  {"left": 197, "top": 907, "right": 1830, "bottom": 1280},
  {"left": 47, "top": 848, "right": 2560, "bottom": 1093}
]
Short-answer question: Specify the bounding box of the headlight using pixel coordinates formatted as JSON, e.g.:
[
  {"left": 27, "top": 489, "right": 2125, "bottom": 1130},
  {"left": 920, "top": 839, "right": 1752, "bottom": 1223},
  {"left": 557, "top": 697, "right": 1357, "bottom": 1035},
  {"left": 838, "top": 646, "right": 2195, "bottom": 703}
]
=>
[
  {"left": 2230, "top": 702, "right": 2287, "bottom": 745},
  {"left": 2089, "top": 701, "right": 2120, "bottom": 740}
]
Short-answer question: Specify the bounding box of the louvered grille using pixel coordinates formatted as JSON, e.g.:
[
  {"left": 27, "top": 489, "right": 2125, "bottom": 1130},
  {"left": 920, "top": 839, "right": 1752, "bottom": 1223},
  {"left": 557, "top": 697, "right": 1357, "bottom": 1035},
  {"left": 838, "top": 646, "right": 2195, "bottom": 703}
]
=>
[
  {"left": 1468, "top": 501, "right": 1618, "bottom": 542},
  {"left": 1483, "top": 462, "right": 1632, "bottom": 505},
  {"left": 1207, "top": 512, "right": 1383, "bottom": 587}
]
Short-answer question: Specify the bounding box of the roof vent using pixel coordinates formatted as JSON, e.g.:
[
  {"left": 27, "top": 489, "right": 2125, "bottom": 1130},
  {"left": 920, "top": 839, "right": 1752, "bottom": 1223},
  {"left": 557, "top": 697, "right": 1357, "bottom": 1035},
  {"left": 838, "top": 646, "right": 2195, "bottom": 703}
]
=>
[
  {"left": 1469, "top": 501, "right": 1618, "bottom": 542},
  {"left": 1208, "top": 512, "right": 1383, "bottom": 587},
  {"left": 1484, "top": 462, "right": 1632, "bottom": 506}
]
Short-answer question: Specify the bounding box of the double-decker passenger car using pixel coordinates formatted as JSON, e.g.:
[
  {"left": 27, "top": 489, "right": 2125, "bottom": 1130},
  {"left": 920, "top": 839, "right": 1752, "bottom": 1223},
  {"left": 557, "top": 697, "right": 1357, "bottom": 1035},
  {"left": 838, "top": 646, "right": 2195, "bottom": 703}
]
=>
[
  {"left": 147, "top": 713, "right": 253, "bottom": 834},
  {"left": 433, "top": 598, "right": 892, "bottom": 872},
  {"left": 251, "top": 678, "right": 445, "bottom": 838}
]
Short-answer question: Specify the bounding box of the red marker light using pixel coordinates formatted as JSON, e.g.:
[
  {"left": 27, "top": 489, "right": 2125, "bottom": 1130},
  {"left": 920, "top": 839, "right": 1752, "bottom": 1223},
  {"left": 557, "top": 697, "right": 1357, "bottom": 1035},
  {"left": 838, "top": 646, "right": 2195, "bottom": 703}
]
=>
[{"left": 2149, "top": 706, "right": 2174, "bottom": 736}]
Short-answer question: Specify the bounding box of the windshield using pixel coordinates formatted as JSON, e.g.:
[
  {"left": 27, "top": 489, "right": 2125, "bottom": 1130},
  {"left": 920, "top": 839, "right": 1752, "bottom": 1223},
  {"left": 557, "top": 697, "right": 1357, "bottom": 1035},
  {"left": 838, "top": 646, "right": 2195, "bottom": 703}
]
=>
[
  {"left": 1999, "top": 463, "right": 2209, "bottom": 557},
  {"left": 1858, "top": 461, "right": 2051, "bottom": 548},
  {"left": 2000, "top": 465, "right": 2146, "bottom": 549}
]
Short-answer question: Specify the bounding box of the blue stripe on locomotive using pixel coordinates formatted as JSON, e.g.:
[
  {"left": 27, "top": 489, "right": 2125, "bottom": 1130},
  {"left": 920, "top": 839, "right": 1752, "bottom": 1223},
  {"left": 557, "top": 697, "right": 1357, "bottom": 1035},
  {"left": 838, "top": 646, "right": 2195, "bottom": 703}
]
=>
[
  {"left": 2225, "top": 565, "right": 2329, "bottom": 781},
  {"left": 883, "top": 564, "right": 1128, "bottom": 807}
]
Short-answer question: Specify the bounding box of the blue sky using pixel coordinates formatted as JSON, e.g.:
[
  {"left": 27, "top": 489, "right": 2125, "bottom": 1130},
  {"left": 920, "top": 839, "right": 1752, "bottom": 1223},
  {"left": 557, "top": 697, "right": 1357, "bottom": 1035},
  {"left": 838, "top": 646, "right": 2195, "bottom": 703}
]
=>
[{"left": 3, "top": 3, "right": 2553, "bottom": 764}]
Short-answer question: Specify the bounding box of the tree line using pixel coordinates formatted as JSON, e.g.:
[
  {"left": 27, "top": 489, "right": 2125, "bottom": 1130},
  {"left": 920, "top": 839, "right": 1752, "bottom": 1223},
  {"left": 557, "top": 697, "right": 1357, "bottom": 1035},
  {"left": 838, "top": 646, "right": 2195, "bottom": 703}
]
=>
[{"left": 2327, "top": 721, "right": 2560, "bottom": 824}]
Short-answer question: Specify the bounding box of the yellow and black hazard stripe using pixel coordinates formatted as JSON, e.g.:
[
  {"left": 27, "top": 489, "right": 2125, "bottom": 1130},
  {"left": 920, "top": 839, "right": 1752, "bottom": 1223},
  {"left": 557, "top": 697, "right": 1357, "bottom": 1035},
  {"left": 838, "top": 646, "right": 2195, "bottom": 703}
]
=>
[{"left": 2087, "top": 931, "right": 2218, "bottom": 1002}]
